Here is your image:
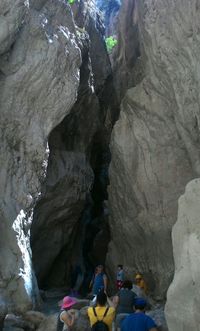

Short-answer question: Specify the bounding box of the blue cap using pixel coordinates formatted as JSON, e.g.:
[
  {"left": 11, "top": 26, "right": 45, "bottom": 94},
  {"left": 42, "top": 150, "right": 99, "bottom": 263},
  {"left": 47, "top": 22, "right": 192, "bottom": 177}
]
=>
[{"left": 134, "top": 297, "right": 147, "bottom": 307}]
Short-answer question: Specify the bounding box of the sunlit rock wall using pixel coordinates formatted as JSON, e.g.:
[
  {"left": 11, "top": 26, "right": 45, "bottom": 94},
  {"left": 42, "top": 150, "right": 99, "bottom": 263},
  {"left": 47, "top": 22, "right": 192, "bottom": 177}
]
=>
[
  {"left": 31, "top": 0, "right": 117, "bottom": 289},
  {"left": 165, "top": 179, "right": 200, "bottom": 330},
  {"left": 0, "top": 0, "right": 81, "bottom": 313},
  {"left": 107, "top": 0, "right": 200, "bottom": 297},
  {"left": 108, "top": 0, "right": 141, "bottom": 99}
]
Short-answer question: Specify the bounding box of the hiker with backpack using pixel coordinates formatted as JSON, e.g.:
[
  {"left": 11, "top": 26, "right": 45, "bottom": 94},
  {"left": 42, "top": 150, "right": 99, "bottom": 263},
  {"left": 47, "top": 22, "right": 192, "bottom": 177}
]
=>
[
  {"left": 57, "top": 296, "right": 77, "bottom": 331},
  {"left": 87, "top": 291, "right": 115, "bottom": 331}
]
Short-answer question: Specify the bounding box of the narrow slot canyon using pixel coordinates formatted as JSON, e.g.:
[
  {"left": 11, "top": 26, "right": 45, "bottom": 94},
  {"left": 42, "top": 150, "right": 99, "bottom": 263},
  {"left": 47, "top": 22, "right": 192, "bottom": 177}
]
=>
[{"left": 1, "top": 1, "right": 200, "bottom": 331}]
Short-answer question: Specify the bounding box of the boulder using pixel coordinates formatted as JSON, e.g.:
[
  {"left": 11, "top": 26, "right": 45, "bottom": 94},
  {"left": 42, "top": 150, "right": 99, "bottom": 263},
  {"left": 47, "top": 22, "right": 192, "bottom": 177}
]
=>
[
  {"left": 165, "top": 179, "right": 200, "bottom": 330},
  {"left": 36, "top": 313, "right": 57, "bottom": 331},
  {"left": 22, "top": 311, "right": 46, "bottom": 328},
  {"left": 3, "top": 314, "right": 34, "bottom": 330}
]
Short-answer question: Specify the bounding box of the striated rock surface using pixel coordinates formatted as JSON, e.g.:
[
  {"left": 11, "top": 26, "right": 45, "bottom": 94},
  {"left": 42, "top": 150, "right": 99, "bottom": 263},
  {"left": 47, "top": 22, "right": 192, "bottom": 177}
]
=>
[
  {"left": 165, "top": 179, "right": 200, "bottom": 331},
  {"left": 30, "top": 0, "right": 117, "bottom": 290},
  {"left": 108, "top": 0, "right": 142, "bottom": 99},
  {"left": 107, "top": 0, "right": 200, "bottom": 297},
  {"left": 0, "top": 0, "right": 81, "bottom": 313}
]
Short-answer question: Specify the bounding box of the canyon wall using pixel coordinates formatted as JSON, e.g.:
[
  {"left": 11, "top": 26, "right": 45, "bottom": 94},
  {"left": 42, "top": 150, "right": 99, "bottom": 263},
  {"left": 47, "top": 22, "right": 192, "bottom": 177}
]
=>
[
  {"left": 30, "top": 1, "right": 118, "bottom": 290},
  {"left": 0, "top": 0, "right": 118, "bottom": 315},
  {"left": 165, "top": 179, "right": 200, "bottom": 330},
  {"left": 107, "top": 0, "right": 200, "bottom": 297},
  {"left": 0, "top": 0, "right": 81, "bottom": 313},
  {"left": 2, "top": 0, "right": 200, "bottom": 322}
]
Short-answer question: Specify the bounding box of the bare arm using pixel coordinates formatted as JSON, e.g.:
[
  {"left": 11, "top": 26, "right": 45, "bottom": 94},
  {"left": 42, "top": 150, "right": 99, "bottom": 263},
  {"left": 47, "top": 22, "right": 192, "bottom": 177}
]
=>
[
  {"left": 103, "top": 274, "right": 107, "bottom": 291},
  {"left": 149, "top": 328, "right": 157, "bottom": 331},
  {"left": 106, "top": 295, "right": 116, "bottom": 308},
  {"left": 111, "top": 295, "right": 119, "bottom": 308},
  {"left": 89, "top": 275, "right": 94, "bottom": 289},
  {"left": 60, "top": 311, "right": 75, "bottom": 327},
  {"left": 89, "top": 279, "right": 93, "bottom": 289}
]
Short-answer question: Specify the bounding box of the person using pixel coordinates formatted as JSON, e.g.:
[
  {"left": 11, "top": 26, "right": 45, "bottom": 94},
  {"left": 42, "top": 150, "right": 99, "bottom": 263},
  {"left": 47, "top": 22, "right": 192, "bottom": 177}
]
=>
[
  {"left": 135, "top": 273, "right": 147, "bottom": 294},
  {"left": 121, "top": 298, "right": 157, "bottom": 331},
  {"left": 88, "top": 291, "right": 115, "bottom": 331},
  {"left": 116, "top": 265, "right": 124, "bottom": 290},
  {"left": 114, "top": 280, "right": 137, "bottom": 331},
  {"left": 90, "top": 265, "right": 107, "bottom": 296},
  {"left": 57, "top": 296, "right": 77, "bottom": 331}
]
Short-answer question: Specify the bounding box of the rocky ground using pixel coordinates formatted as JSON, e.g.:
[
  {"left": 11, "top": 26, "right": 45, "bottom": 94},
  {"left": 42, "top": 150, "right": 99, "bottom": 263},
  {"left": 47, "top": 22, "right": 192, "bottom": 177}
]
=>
[{"left": 2, "top": 288, "right": 168, "bottom": 331}]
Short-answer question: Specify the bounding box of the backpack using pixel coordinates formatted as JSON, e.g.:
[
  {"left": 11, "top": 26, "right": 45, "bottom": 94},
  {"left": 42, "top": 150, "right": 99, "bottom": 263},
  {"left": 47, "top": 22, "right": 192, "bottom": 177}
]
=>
[{"left": 91, "top": 307, "right": 109, "bottom": 331}]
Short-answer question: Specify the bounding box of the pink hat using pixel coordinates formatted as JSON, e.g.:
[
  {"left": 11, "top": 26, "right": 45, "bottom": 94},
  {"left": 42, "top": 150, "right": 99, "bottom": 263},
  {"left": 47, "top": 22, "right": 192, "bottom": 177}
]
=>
[{"left": 61, "top": 296, "right": 77, "bottom": 309}]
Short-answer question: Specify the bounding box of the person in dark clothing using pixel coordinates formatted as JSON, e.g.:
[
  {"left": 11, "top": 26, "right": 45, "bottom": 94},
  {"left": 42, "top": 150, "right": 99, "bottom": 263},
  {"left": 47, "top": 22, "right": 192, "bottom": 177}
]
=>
[
  {"left": 121, "top": 298, "right": 157, "bottom": 331},
  {"left": 114, "top": 280, "right": 137, "bottom": 330}
]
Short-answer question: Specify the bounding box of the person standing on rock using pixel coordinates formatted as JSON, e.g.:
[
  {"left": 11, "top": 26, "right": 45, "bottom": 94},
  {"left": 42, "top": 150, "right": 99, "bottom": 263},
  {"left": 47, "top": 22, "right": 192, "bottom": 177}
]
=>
[
  {"left": 135, "top": 273, "right": 147, "bottom": 294},
  {"left": 57, "top": 296, "right": 77, "bottom": 331},
  {"left": 121, "top": 298, "right": 157, "bottom": 331},
  {"left": 116, "top": 265, "right": 124, "bottom": 290},
  {"left": 90, "top": 265, "right": 107, "bottom": 296}
]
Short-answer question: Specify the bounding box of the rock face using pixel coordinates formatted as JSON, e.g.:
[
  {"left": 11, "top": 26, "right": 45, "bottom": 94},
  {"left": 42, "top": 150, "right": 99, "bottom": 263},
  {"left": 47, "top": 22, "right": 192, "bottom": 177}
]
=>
[
  {"left": 97, "top": 0, "right": 142, "bottom": 100},
  {"left": 0, "top": 0, "right": 81, "bottom": 313},
  {"left": 107, "top": 0, "right": 200, "bottom": 297},
  {"left": 108, "top": 0, "right": 142, "bottom": 99},
  {"left": 165, "top": 179, "right": 200, "bottom": 331},
  {"left": 30, "top": 1, "right": 117, "bottom": 290},
  {"left": 3, "top": 0, "right": 200, "bottom": 319}
]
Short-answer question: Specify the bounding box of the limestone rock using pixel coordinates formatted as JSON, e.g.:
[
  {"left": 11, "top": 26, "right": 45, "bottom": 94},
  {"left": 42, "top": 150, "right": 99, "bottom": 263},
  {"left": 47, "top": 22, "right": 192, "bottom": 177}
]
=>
[
  {"left": 36, "top": 313, "right": 57, "bottom": 331},
  {"left": 107, "top": 0, "right": 200, "bottom": 297},
  {"left": 165, "top": 179, "right": 200, "bottom": 331},
  {"left": 71, "top": 307, "right": 90, "bottom": 331},
  {"left": 107, "top": 0, "right": 142, "bottom": 99},
  {"left": 147, "top": 306, "right": 168, "bottom": 331},
  {"left": 22, "top": 311, "right": 46, "bottom": 328},
  {"left": 0, "top": 0, "right": 81, "bottom": 313},
  {"left": 0, "top": 300, "right": 7, "bottom": 330},
  {"left": 3, "top": 313, "right": 34, "bottom": 331},
  {"left": 31, "top": 1, "right": 115, "bottom": 290},
  {"left": 0, "top": 0, "right": 26, "bottom": 55}
]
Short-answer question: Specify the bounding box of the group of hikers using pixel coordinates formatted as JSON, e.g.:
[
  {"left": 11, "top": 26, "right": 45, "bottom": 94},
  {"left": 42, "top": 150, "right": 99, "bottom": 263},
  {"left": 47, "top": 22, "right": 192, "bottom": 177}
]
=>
[{"left": 57, "top": 264, "right": 157, "bottom": 331}]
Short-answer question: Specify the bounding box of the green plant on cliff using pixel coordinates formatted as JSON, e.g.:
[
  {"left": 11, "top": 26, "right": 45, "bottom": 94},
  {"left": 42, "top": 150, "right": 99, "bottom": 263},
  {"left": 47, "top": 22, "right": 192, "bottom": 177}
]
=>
[
  {"left": 105, "top": 36, "right": 117, "bottom": 52},
  {"left": 68, "top": 0, "right": 75, "bottom": 4}
]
